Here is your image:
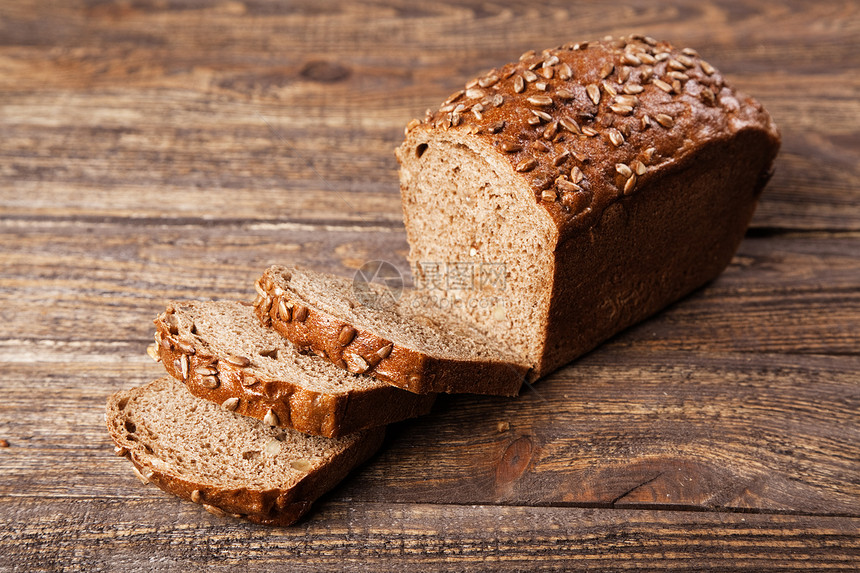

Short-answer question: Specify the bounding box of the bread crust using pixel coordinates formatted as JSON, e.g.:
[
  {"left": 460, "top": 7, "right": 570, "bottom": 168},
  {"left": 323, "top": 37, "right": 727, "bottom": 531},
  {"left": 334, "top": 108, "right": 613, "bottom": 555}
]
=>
[
  {"left": 401, "top": 36, "right": 779, "bottom": 242},
  {"left": 254, "top": 266, "right": 530, "bottom": 396},
  {"left": 154, "top": 301, "right": 435, "bottom": 438},
  {"left": 105, "top": 378, "right": 386, "bottom": 526}
]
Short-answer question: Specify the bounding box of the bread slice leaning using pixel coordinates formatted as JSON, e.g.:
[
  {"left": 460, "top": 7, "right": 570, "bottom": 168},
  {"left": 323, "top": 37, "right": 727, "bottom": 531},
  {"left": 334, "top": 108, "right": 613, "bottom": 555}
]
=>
[
  {"left": 153, "top": 300, "right": 435, "bottom": 438},
  {"left": 253, "top": 265, "right": 530, "bottom": 396},
  {"left": 106, "top": 377, "right": 385, "bottom": 526}
]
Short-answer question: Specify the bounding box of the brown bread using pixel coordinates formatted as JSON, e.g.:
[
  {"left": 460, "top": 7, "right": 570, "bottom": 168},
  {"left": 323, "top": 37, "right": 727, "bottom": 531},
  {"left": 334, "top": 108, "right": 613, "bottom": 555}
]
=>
[
  {"left": 105, "top": 377, "right": 385, "bottom": 526},
  {"left": 153, "top": 300, "right": 435, "bottom": 437},
  {"left": 397, "top": 35, "right": 780, "bottom": 379},
  {"left": 254, "top": 265, "right": 530, "bottom": 395}
]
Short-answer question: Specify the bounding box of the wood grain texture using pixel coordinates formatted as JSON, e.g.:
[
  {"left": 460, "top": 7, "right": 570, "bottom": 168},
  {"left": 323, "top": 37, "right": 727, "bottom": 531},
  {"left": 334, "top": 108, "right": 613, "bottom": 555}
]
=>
[
  {"left": 1, "top": 498, "right": 858, "bottom": 572},
  {"left": 0, "top": 0, "right": 858, "bottom": 570}
]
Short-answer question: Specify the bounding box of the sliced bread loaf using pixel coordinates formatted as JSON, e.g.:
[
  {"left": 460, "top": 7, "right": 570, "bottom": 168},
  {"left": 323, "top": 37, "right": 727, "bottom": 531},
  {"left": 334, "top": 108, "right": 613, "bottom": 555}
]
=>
[
  {"left": 253, "top": 265, "right": 530, "bottom": 396},
  {"left": 397, "top": 35, "right": 780, "bottom": 379},
  {"left": 106, "top": 376, "right": 385, "bottom": 526},
  {"left": 153, "top": 300, "right": 435, "bottom": 438}
]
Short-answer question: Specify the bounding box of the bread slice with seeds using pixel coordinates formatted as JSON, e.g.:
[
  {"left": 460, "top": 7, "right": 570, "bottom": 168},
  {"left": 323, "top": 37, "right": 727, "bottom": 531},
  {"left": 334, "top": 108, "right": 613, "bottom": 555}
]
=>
[
  {"left": 106, "top": 376, "right": 385, "bottom": 526},
  {"left": 397, "top": 35, "right": 780, "bottom": 380},
  {"left": 153, "top": 300, "right": 435, "bottom": 438},
  {"left": 253, "top": 265, "right": 530, "bottom": 396}
]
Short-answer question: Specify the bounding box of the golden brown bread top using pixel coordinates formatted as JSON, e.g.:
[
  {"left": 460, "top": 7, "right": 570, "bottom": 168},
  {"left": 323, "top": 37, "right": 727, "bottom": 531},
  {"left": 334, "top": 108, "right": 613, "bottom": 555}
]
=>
[{"left": 406, "top": 35, "right": 780, "bottom": 240}]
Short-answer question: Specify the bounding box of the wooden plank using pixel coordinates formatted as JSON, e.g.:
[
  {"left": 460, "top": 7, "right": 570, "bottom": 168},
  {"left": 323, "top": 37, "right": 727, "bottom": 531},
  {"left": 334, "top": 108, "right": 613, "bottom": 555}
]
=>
[
  {"left": 1, "top": 0, "right": 859, "bottom": 568},
  {"left": 1, "top": 350, "right": 856, "bottom": 515},
  {"left": 345, "top": 350, "right": 859, "bottom": 515},
  {"left": 1, "top": 216, "right": 857, "bottom": 355},
  {"left": 1, "top": 1, "right": 858, "bottom": 229},
  {"left": 0, "top": 497, "right": 856, "bottom": 572}
]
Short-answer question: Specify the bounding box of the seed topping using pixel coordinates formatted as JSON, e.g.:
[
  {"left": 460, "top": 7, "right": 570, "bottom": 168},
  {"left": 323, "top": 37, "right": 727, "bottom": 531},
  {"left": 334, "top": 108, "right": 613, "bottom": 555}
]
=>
[
  {"left": 553, "top": 150, "right": 570, "bottom": 166},
  {"left": 488, "top": 120, "right": 506, "bottom": 134},
  {"left": 527, "top": 95, "right": 553, "bottom": 107},
  {"left": 607, "top": 128, "right": 625, "bottom": 147},
  {"left": 586, "top": 83, "right": 601, "bottom": 105},
  {"left": 278, "top": 300, "right": 292, "bottom": 322},
  {"left": 655, "top": 113, "right": 675, "bottom": 128},
  {"left": 616, "top": 163, "right": 633, "bottom": 178},
  {"left": 263, "top": 408, "right": 279, "bottom": 427},
  {"left": 146, "top": 344, "right": 160, "bottom": 362},
  {"left": 622, "top": 52, "right": 642, "bottom": 66},
  {"left": 556, "top": 178, "right": 581, "bottom": 193},
  {"left": 559, "top": 62, "right": 573, "bottom": 80},
  {"left": 338, "top": 325, "right": 357, "bottom": 346},
  {"left": 513, "top": 75, "right": 525, "bottom": 93},
  {"left": 623, "top": 174, "right": 637, "bottom": 194},
  {"left": 225, "top": 354, "right": 251, "bottom": 367},
  {"left": 465, "top": 87, "right": 485, "bottom": 99},
  {"left": 610, "top": 104, "right": 633, "bottom": 116},
  {"left": 643, "top": 147, "right": 658, "bottom": 162},
  {"left": 177, "top": 354, "right": 189, "bottom": 381},
  {"left": 344, "top": 352, "right": 369, "bottom": 374},
  {"left": 653, "top": 78, "right": 674, "bottom": 93},
  {"left": 541, "top": 189, "right": 557, "bottom": 202},
  {"left": 478, "top": 74, "right": 499, "bottom": 88},
  {"left": 559, "top": 117, "right": 581, "bottom": 134},
  {"left": 376, "top": 343, "right": 393, "bottom": 360},
  {"left": 516, "top": 158, "right": 538, "bottom": 172},
  {"left": 293, "top": 305, "right": 309, "bottom": 322},
  {"left": 531, "top": 109, "right": 552, "bottom": 122},
  {"left": 556, "top": 88, "right": 574, "bottom": 100},
  {"left": 203, "top": 504, "right": 227, "bottom": 518}
]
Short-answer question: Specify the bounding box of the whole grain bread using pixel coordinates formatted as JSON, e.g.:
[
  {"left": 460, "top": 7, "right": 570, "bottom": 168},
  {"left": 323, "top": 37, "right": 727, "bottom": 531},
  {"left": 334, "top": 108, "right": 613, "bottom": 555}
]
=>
[
  {"left": 106, "top": 377, "right": 385, "bottom": 526},
  {"left": 153, "top": 300, "right": 435, "bottom": 437},
  {"left": 253, "top": 265, "right": 530, "bottom": 395},
  {"left": 397, "top": 35, "right": 780, "bottom": 379}
]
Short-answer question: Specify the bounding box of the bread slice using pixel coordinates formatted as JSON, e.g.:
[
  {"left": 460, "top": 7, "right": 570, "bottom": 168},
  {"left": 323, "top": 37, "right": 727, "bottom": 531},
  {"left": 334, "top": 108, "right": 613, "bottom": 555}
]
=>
[
  {"left": 106, "top": 377, "right": 385, "bottom": 526},
  {"left": 397, "top": 35, "right": 780, "bottom": 379},
  {"left": 153, "top": 300, "right": 435, "bottom": 438},
  {"left": 253, "top": 265, "right": 530, "bottom": 396}
]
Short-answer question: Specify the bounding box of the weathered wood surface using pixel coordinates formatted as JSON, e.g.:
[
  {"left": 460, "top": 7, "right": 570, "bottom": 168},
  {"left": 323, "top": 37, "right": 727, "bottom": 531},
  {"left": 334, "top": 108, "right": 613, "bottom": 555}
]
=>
[{"left": 1, "top": 0, "right": 859, "bottom": 570}]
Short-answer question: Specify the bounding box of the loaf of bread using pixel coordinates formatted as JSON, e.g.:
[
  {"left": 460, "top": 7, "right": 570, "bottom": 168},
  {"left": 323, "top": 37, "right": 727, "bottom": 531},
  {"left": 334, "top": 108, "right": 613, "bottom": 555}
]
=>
[
  {"left": 106, "top": 377, "right": 385, "bottom": 526},
  {"left": 153, "top": 300, "right": 435, "bottom": 437},
  {"left": 398, "top": 35, "right": 780, "bottom": 379},
  {"left": 254, "top": 265, "right": 530, "bottom": 395}
]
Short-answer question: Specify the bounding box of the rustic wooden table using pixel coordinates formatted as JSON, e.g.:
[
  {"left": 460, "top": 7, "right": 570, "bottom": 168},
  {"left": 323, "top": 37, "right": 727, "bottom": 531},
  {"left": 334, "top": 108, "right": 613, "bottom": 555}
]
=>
[{"left": 1, "top": 1, "right": 858, "bottom": 570}]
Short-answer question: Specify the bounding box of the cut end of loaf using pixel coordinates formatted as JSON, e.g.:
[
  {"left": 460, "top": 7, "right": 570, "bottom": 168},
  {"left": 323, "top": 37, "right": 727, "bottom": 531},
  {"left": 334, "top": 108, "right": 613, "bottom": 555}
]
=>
[{"left": 399, "top": 129, "right": 557, "bottom": 371}]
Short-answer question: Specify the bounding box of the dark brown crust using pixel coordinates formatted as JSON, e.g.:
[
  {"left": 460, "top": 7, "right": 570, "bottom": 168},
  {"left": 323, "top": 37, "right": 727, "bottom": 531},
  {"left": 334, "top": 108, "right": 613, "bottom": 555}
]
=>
[
  {"left": 105, "top": 379, "right": 386, "bottom": 527},
  {"left": 253, "top": 267, "right": 529, "bottom": 396},
  {"left": 154, "top": 305, "right": 435, "bottom": 438},
  {"left": 538, "top": 128, "right": 776, "bottom": 375},
  {"left": 402, "top": 35, "right": 780, "bottom": 244}
]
